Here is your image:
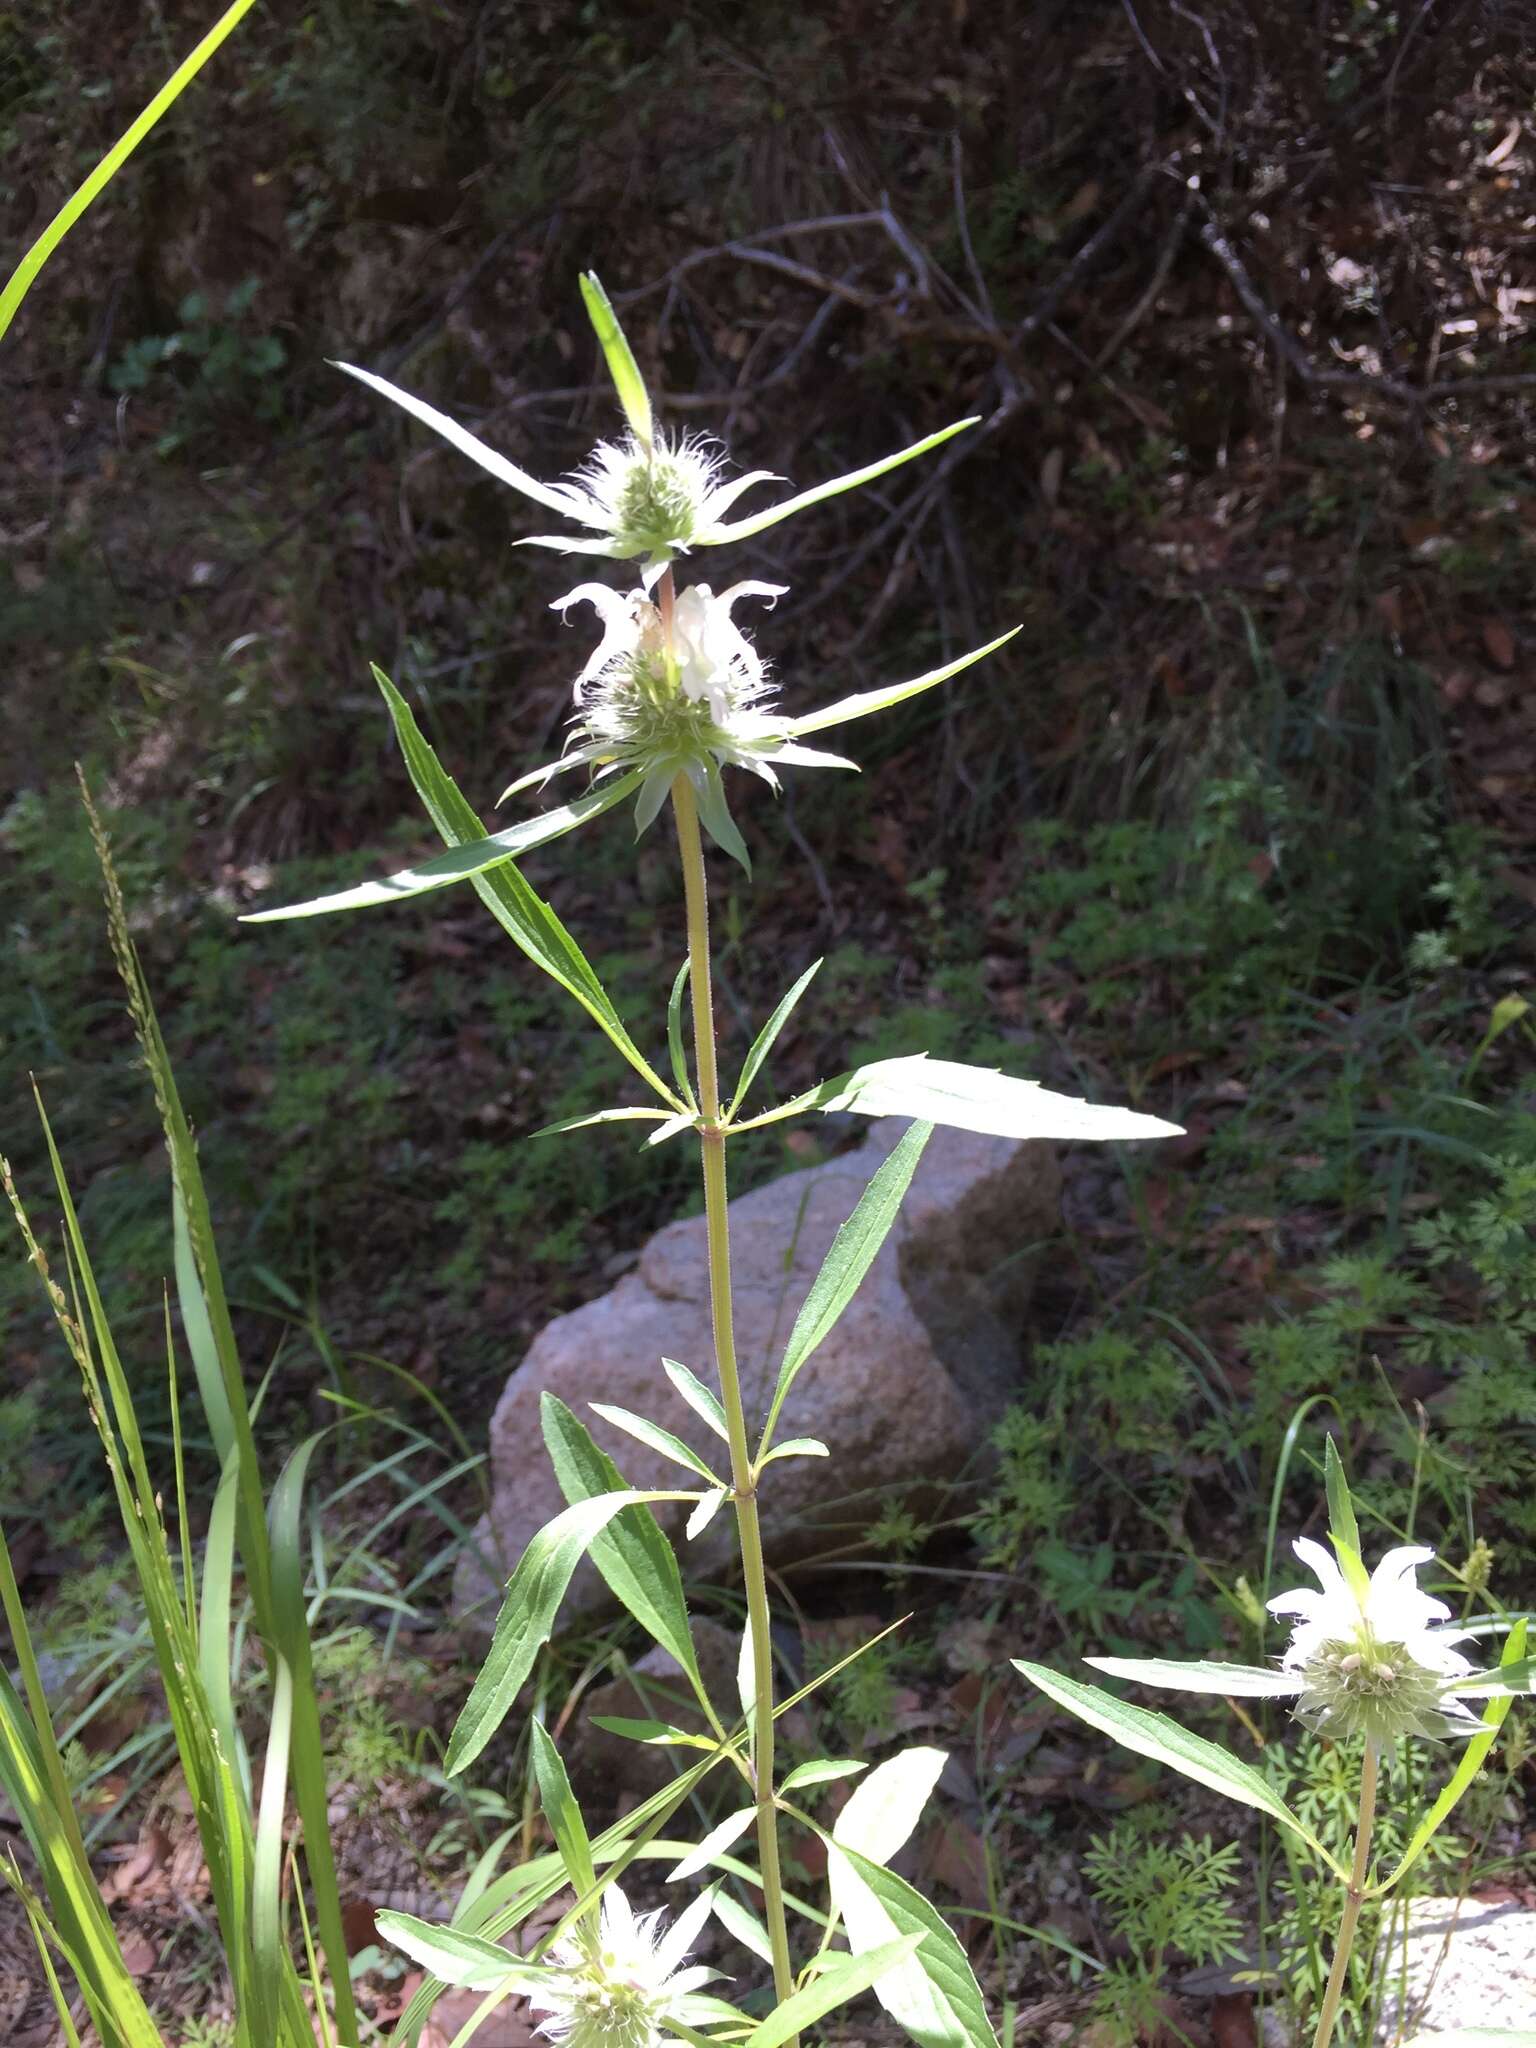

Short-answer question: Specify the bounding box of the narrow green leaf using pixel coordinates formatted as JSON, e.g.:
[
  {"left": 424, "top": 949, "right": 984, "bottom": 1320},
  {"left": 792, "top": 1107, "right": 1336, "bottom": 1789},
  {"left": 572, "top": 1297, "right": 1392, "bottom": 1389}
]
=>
[
  {"left": 1380, "top": 1618, "right": 1528, "bottom": 1895},
  {"left": 1083, "top": 1657, "right": 1303, "bottom": 1698},
  {"left": 586, "top": 1717, "right": 716, "bottom": 1749},
  {"left": 685, "top": 1489, "right": 728, "bottom": 1541},
  {"left": 242, "top": 771, "right": 643, "bottom": 921},
  {"left": 760, "top": 1121, "right": 932, "bottom": 1456},
  {"left": 741, "top": 1937, "right": 923, "bottom": 2048},
  {"left": 833, "top": 1747, "right": 946, "bottom": 1867},
  {"left": 663, "top": 1359, "right": 730, "bottom": 1443},
  {"left": 760, "top": 1438, "right": 829, "bottom": 1464},
  {"left": 589, "top": 1403, "right": 725, "bottom": 1485},
  {"left": 1013, "top": 1662, "right": 1339, "bottom": 1873},
  {"left": 541, "top": 1397, "right": 707, "bottom": 1704},
  {"left": 447, "top": 1489, "right": 682, "bottom": 1777},
  {"left": 579, "top": 272, "right": 653, "bottom": 447},
  {"left": 645, "top": 1109, "right": 699, "bottom": 1147},
  {"left": 666, "top": 1807, "right": 755, "bottom": 1882},
  {"left": 716, "top": 416, "right": 978, "bottom": 542},
  {"left": 766, "top": 1055, "right": 1183, "bottom": 1143},
  {"left": 530, "top": 1720, "right": 597, "bottom": 1903},
  {"left": 378, "top": 1910, "right": 547, "bottom": 1991},
  {"left": 370, "top": 669, "right": 673, "bottom": 1102},
  {"left": 532, "top": 1107, "right": 672, "bottom": 1139},
  {"left": 787, "top": 625, "right": 1018, "bottom": 737},
  {"left": 781, "top": 1759, "right": 867, "bottom": 1791},
  {"left": 825, "top": 1841, "right": 997, "bottom": 2048},
  {"left": 710, "top": 1886, "right": 775, "bottom": 1965},
  {"left": 729, "top": 959, "right": 822, "bottom": 1117},
  {"left": 0, "top": 0, "right": 258, "bottom": 344},
  {"left": 666, "top": 958, "right": 697, "bottom": 1109}
]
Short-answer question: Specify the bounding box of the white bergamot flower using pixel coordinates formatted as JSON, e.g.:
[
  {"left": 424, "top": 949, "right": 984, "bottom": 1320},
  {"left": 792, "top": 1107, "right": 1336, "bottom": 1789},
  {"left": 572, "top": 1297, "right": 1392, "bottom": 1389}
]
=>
[
  {"left": 332, "top": 362, "right": 974, "bottom": 584},
  {"left": 527, "top": 1884, "right": 720, "bottom": 2048},
  {"left": 1267, "top": 1538, "right": 1484, "bottom": 1743},
  {"left": 511, "top": 577, "right": 855, "bottom": 866}
]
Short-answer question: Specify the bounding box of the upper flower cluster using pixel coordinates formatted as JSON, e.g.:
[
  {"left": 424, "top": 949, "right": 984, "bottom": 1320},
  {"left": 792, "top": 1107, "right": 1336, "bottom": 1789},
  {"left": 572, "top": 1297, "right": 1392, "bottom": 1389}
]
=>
[{"left": 1267, "top": 1537, "right": 1483, "bottom": 1743}]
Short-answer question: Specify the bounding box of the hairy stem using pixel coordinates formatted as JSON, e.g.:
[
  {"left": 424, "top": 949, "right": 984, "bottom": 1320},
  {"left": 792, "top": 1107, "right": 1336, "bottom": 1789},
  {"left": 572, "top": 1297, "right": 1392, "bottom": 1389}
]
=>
[
  {"left": 1311, "top": 1740, "right": 1380, "bottom": 2048},
  {"left": 670, "top": 763, "right": 796, "bottom": 2020}
]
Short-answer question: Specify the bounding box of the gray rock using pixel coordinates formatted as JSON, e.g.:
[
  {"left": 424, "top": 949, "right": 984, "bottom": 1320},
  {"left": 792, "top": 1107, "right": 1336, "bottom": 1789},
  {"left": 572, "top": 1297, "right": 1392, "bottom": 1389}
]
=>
[
  {"left": 454, "top": 1122, "right": 1060, "bottom": 1627},
  {"left": 1378, "top": 1895, "right": 1536, "bottom": 2038}
]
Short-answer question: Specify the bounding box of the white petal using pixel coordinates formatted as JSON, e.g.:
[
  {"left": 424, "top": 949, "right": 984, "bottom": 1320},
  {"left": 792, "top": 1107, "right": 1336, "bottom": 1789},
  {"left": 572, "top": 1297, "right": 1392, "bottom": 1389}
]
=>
[
  {"left": 1292, "top": 1537, "right": 1355, "bottom": 1613},
  {"left": 550, "top": 582, "right": 643, "bottom": 687},
  {"left": 334, "top": 362, "right": 589, "bottom": 519},
  {"left": 717, "top": 579, "right": 789, "bottom": 612}
]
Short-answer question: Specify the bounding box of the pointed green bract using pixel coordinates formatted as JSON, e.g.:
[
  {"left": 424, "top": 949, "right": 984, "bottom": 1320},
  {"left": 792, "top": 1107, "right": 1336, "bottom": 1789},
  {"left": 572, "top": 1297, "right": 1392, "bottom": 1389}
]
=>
[
  {"left": 1323, "top": 1435, "right": 1371, "bottom": 1603},
  {"left": 788, "top": 627, "right": 1020, "bottom": 738},
  {"left": 759, "top": 1121, "right": 932, "bottom": 1457},
  {"left": 716, "top": 417, "right": 978, "bottom": 542},
  {"left": 580, "top": 272, "right": 653, "bottom": 448},
  {"left": 1013, "top": 1662, "right": 1340, "bottom": 1873}
]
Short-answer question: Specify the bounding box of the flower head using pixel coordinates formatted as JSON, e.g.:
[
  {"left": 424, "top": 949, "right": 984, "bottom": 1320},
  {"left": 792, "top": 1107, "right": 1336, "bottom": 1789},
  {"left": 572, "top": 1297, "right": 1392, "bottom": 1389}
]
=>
[
  {"left": 330, "top": 361, "right": 976, "bottom": 583},
  {"left": 517, "top": 577, "right": 855, "bottom": 867},
  {"left": 527, "top": 1885, "right": 718, "bottom": 2048},
  {"left": 1267, "top": 1538, "right": 1484, "bottom": 1743}
]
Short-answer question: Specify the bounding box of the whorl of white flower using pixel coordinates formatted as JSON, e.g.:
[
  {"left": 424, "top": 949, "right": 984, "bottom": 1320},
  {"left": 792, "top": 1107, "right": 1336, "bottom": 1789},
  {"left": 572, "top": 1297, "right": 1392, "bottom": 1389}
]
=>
[
  {"left": 330, "top": 360, "right": 975, "bottom": 582},
  {"left": 1268, "top": 1538, "right": 1484, "bottom": 1743},
  {"left": 511, "top": 578, "right": 855, "bottom": 864},
  {"left": 527, "top": 1885, "right": 718, "bottom": 2048}
]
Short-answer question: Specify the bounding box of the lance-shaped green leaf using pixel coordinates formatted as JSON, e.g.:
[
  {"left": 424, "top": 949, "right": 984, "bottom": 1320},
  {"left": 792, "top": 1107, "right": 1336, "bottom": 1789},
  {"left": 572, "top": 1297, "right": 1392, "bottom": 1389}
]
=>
[
  {"left": 759, "top": 1121, "right": 932, "bottom": 1457},
  {"left": 447, "top": 1488, "right": 687, "bottom": 1776},
  {"left": 541, "top": 1397, "right": 707, "bottom": 1704},
  {"left": 663, "top": 1359, "right": 730, "bottom": 1442},
  {"left": 788, "top": 626, "right": 1019, "bottom": 738},
  {"left": 243, "top": 770, "right": 643, "bottom": 922},
  {"left": 760, "top": 1438, "right": 829, "bottom": 1465},
  {"left": 742, "top": 1936, "right": 924, "bottom": 2048},
  {"left": 833, "top": 1747, "right": 946, "bottom": 1867},
  {"left": 1323, "top": 1435, "right": 1371, "bottom": 1603},
  {"left": 588, "top": 1403, "right": 726, "bottom": 1485},
  {"left": 782, "top": 1759, "right": 867, "bottom": 1791},
  {"left": 334, "top": 362, "right": 591, "bottom": 519},
  {"left": 580, "top": 272, "right": 652, "bottom": 448},
  {"left": 824, "top": 1840, "right": 997, "bottom": 2048},
  {"left": 377, "top": 1910, "right": 549, "bottom": 1991},
  {"left": 1013, "top": 1662, "right": 1340, "bottom": 1874},
  {"left": 1084, "top": 1657, "right": 1303, "bottom": 1698},
  {"left": 1379, "top": 1618, "right": 1529, "bottom": 1895},
  {"left": 686, "top": 1489, "right": 728, "bottom": 1541},
  {"left": 715, "top": 417, "right": 978, "bottom": 542},
  {"left": 530, "top": 1719, "right": 597, "bottom": 1903},
  {"left": 728, "top": 958, "right": 822, "bottom": 1117},
  {"left": 371, "top": 669, "right": 673, "bottom": 1102},
  {"left": 665, "top": 1807, "right": 755, "bottom": 1882},
  {"left": 744, "top": 1053, "right": 1183, "bottom": 1145}
]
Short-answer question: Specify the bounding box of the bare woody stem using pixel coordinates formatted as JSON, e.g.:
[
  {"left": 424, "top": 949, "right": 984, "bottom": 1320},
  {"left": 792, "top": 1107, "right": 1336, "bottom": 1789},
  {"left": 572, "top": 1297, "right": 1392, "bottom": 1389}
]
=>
[
  {"left": 669, "top": 759, "right": 796, "bottom": 2023},
  {"left": 1310, "top": 1740, "right": 1380, "bottom": 2048}
]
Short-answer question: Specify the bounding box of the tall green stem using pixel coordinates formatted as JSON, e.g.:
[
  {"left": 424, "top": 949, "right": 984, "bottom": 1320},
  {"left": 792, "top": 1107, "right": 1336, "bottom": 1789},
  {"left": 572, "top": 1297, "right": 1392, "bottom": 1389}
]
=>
[
  {"left": 1311, "top": 1741, "right": 1380, "bottom": 2048},
  {"left": 670, "top": 766, "right": 796, "bottom": 2019}
]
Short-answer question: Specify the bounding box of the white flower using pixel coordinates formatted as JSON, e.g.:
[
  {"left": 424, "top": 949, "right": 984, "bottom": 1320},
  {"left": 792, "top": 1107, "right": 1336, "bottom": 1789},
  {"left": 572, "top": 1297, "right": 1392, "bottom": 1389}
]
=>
[
  {"left": 511, "top": 577, "right": 854, "bottom": 868},
  {"left": 1267, "top": 1538, "right": 1484, "bottom": 1742},
  {"left": 331, "top": 360, "right": 975, "bottom": 581},
  {"left": 527, "top": 1885, "right": 720, "bottom": 2048}
]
